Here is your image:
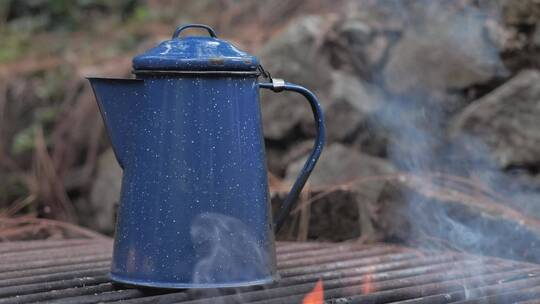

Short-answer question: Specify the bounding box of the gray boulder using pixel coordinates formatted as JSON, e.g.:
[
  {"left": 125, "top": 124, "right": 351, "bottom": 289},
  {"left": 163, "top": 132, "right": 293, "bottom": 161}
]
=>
[
  {"left": 534, "top": 26, "right": 540, "bottom": 48},
  {"left": 341, "top": 0, "right": 408, "bottom": 33},
  {"left": 501, "top": 0, "right": 540, "bottom": 26},
  {"left": 340, "top": 18, "right": 384, "bottom": 69},
  {"left": 89, "top": 149, "right": 122, "bottom": 233},
  {"left": 450, "top": 70, "right": 540, "bottom": 168},
  {"left": 382, "top": 3, "right": 505, "bottom": 95},
  {"left": 286, "top": 143, "right": 395, "bottom": 202},
  {"left": 258, "top": 15, "right": 333, "bottom": 140},
  {"left": 323, "top": 1, "right": 405, "bottom": 77},
  {"left": 279, "top": 143, "right": 395, "bottom": 241},
  {"left": 325, "top": 71, "right": 383, "bottom": 142}
]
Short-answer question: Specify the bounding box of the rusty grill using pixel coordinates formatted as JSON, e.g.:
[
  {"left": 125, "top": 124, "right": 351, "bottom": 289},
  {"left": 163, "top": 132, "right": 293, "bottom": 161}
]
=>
[{"left": 1, "top": 239, "right": 540, "bottom": 303}]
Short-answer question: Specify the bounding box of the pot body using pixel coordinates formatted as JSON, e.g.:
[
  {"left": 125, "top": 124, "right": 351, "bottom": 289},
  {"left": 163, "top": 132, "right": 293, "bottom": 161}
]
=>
[{"left": 110, "top": 74, "right": 277, "bottom": 288}]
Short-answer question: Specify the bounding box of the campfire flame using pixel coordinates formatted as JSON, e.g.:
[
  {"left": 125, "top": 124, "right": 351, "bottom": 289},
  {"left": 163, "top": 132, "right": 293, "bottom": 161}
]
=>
[
  {"left": 361, "top": 271, "right": 374, "bottom": 294},
  {"left": 302, "top": 278, "right": 324, "bottom": 304}
]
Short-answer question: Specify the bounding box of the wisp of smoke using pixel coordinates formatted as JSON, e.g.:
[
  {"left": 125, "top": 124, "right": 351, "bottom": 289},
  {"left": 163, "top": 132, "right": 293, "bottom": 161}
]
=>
[{"left": 190, "top": 212, "right": 270, "bottom": 284}]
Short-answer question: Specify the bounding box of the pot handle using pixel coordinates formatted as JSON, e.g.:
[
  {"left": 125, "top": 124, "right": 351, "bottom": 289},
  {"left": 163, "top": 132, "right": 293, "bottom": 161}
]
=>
[
  {"left": 172, "top": 24, "right": 218, "bottom": 38},
  {"left": 259, "top": 79, "right": 326, "bottom": 233}
]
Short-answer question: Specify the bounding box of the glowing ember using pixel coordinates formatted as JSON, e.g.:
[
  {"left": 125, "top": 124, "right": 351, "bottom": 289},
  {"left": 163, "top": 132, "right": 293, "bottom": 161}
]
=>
[
  {"left": 303, "top": 278, "right": 324, "bottom": 304},
  {"left": 361, "top": 270, "right": 375, "bottom": 294}
]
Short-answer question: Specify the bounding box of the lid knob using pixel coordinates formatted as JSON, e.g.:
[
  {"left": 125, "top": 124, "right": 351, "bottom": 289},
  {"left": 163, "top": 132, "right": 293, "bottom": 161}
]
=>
[{"left": 172, "top": 24, "right": 218, "bottom": 39}]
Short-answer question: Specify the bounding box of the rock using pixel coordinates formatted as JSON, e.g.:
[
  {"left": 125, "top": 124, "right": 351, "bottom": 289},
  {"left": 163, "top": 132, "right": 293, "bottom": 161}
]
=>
[
  {"left": 338, "top": 18, "right": 380, "bottom": 67},
  {"left": 265, "top": 145, "right": 287, "bottom": 176},
  {"left": 266, "top": 140, "right": 315, "bottom": 176},
  {"left": 324, "top": 71, "right": 383, "bottom": 142},
  {"left": 476, "top": 168, "right": 540, "bottom": 219},
  {"left": 285, "top": 143, "right": 395, "bottom": 199},
  {"left": 282, "top": 141, "right": 316, "bottom": 172},
  {"left": 321, "top": 2, "right": 403, "bottom": 80},
  {"left": 382, "top": 3, "right": 505, "bottom": 95},
  {"left": 501, "top": 0, "right": 540, "bottom": 26},
  {"left": 273, "top": 189, "right": 364, "bottom": 241},
  {"left": 258, "top": 15, "right": 334, "bottom": 140},
  {"left": 376, "top": 174, "right": 540, "bottom": 263},
  {"left": 335, "top": 3, "right": 403, "bottom": 60},
  {"left": 277, "top": 144, "right": 395, "bottom": 242},
  {"left": 306, "top": 190, "right": 363, "bottom": 241},
  {"left": 323, "top": 19, "right": 378, "bottom": 78},
  {"left": 341, "top": 0, "right": 408, "bottom": 33},
  {"left": 533, "top": 26, "right": 540, "bottom": 48},
  {"left": 88, "top": 149, "right": 122, "bottom": 234},
  {"left": 450, "top": 70, "right": 540, "bottom": 168}
]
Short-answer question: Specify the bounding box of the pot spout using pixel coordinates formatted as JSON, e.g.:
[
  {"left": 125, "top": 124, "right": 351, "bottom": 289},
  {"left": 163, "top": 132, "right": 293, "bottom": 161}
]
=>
[{"left": 87, "top": 77, "right": 144, "bottom": 168}]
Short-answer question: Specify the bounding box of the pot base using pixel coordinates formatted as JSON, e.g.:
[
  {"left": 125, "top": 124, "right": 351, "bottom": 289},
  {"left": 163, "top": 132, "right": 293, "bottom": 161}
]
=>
[{"left": 110, "top": 273, "right": 278, "bottom": 289}]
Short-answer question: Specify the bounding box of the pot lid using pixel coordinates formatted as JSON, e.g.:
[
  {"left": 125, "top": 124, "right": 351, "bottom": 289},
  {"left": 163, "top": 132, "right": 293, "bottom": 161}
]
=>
[{"left": 132, "top": 24, "right": 259, "bottom": 72}]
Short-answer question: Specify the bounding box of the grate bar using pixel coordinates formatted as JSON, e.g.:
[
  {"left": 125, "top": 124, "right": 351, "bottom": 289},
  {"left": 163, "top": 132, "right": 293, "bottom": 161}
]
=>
[
  {"left": 104, "top": 261, "right": 527, "bottom": 304},
  {"left": 278, "top": 246, "right": 405, "bottom": 269},
  {"left": 0, "top": 239, "right": 539, "bottom": 304},
  {"left": 278, "top": 254, "right": 463, "bottom": 285},
  {"left": 0, "top": 261, "right": 111, "bottom": 281},
  {"left": 0, "top": 244, "right": 112, "bottom": 264},
  {"left": 184, "top": 265, "right": 535, "bottom": 304},
  {"left": 0, "top": 267, "right": 109, "bottom": 288},
  {"left": 281, "top": 252, "right": 429, "bottom": 277},
  {"left": 0, "top": 239, "right": 103, "bottom": 254},
  {"left": 0, "top": 254, "right": 111, "bottom": 273},
  {"left": 0, "top": 275, "right": 109, "bottom": 298},
  {"left": 451, "top": 283, "right": 540, "bottom": 304},
  {"left": 330, "top": 268, "right": 540, "bottom": 304},
  {"left": 0, "top": 284, "right": 115, "bottom": 304}
]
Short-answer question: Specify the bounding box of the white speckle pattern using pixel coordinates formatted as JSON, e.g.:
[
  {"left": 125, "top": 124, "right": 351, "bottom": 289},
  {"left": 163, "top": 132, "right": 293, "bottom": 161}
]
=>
[{"left": 95, "top": 74, "right": 277, "bottom": 287}]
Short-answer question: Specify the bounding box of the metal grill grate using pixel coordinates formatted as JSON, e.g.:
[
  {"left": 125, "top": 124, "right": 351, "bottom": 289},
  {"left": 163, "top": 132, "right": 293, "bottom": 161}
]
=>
[{"left": 1, "top": 239, "right": 540, "bottom": 303}]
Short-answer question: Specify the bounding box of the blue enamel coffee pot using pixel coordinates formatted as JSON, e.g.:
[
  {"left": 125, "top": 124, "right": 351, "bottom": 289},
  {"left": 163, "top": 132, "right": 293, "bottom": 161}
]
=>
[{"left": 88, "top": 24, "right": 325, "bottom": 289}]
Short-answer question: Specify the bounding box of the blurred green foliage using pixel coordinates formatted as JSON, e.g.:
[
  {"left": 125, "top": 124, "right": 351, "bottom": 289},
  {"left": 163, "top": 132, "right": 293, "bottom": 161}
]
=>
[
  {"left": 0, "top": 174, "right": 28, "bottom": 206},
  {"left": 0, "top": 0, "right": 141, "bottom": 63},
  {"left": 12, "top": 125, "right": 38, "bottom": 155},
  {"left": 11, "top": 68, "right": 69, "bottom": 155},
  {"left": 0, "top": 0, "right": 224, "bottom": 214},
  {"left": 3, "top": 0, "right": 139, "bottom": 30},
  {"left": 0, "top": 30, "right": 31, "bottom": 62},
  {"left": 11, "top": 104, "right": 60, "bottom": 155}
]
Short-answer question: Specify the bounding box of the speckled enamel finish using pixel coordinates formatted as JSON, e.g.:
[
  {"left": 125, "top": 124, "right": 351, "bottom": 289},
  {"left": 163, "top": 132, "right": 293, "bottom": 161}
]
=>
[
  {"left": 133, "top": 36, "right": 258, "bottom": 71},
  {"left": 87, "top": 24, "right": 325, "bottom": 289},
  {"left": 90, "top": 75, "right": 278, "bottom": 288}
]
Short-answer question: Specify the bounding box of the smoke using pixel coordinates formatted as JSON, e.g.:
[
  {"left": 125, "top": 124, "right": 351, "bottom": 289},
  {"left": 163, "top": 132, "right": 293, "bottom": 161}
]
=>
[
  {"left": 371, "top": 1, "right": 504, "bottom": 171},
  {"left": 360, "top": 0, "right": 540, "bottom": 263},
  {"left": 190, "top": 212, "right": 273, "bottom": 285}
]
